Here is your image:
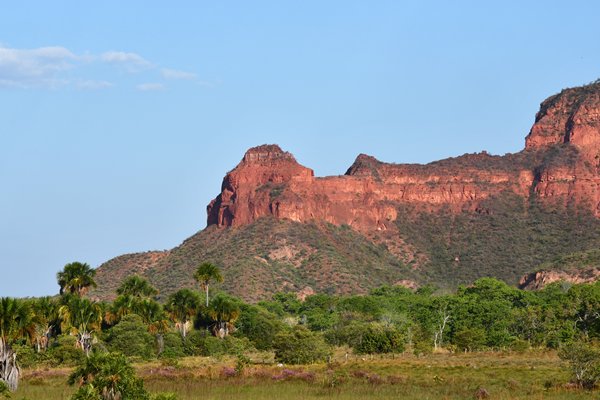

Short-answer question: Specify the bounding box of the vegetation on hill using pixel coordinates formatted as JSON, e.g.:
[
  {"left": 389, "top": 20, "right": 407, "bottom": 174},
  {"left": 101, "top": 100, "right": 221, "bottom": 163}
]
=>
[
  {"left": 93, "top": 196, "right": 600, "bottom": 301},
  {"left": 395, "top": 193, "right": 600, "bottom": 288},
  {"left": 535, "top": 249, "right": 600, "bottom": 273},
  {"left": 93, "top": 218, "right": 420, "bottom": 302}
]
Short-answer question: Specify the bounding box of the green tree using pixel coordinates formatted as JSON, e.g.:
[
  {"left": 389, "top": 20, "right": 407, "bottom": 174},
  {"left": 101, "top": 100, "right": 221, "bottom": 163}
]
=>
[
  {"left": 0, "top": 298, "right": 36, "bottom": 391},
  {"left": 136, "top": 299, "right": 170, "bottom": 356},
  {"left": 558, "top": 341, "right": 600, "bottom": 389},
  {"left": 273, "top": 326, "right": 331, "bottom": 364},
  {"left": 106, "top": 277, "right": 160, "bottom": 325},
  {"left": 116, "top": 276, "right": 158, "bottom": 299},
  {"left": 454, "top": 328, "right": 487, "bottom": 352},
  {"left": 165, "top": 289, "right": 200, "bottom": 339},
  {"left": 105, "top": 294, "right": 137, "bottom": 325},
  {"left": 59, "top": 296, "right": 103, "bottom": 356},
  {"left": 105, "top": 315, "right": 155, "bottom": 359},
  {"left": 353, "top": 323, "right": 405, "bottom": 355},
  {"left": 57, "top": 262, "right": 97, "bottom": 297},
  {"left": 207, "top": 295, "right": 240, "bottom": 338},
  {"left": 568, "top": 282, "right": 600, "bottom": 339},
  {"left": 30, "top": 296, "right": 59, "bottom": 353},
  {"left": 193, "top": 262, "right": 223, "bottom": 307},
  {"left": 235, "top": 304, "right": 284, "bottom": 350},
  {"left": 68, "top": 352, "right": 149, "bottom": 400}
]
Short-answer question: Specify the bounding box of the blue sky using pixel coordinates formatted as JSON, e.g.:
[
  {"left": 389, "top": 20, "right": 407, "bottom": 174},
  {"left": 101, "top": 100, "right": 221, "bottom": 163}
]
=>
[{"left": 1, "top": 1, "right": 599, "bottom": 297}]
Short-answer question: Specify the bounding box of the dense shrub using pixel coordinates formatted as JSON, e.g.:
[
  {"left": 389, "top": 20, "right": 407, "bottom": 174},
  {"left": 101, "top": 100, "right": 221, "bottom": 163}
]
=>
[
  {"left": 183, "top": 330, "right": 210, "bottom": 356},
  {"left": 68, "top": 352, "right": 150, "bottom": 400},
  {"left": 160, "top": 332, "right": 185, "bottom": 359},
  {"left": 353, "top": 323, "right": 405, "bottom": 355},
  {"left": 235, "top": 304, "right": 285, "bottom": 350},
  {"left": 105, "top": 314, "right": 155, "bottom": 359},
  {"left": 454, "top": 328, "right": 487, "bottom": 352},
  {"left": 47, "top": 335, "right": 85, "bottom": 366},
  {"left": 273, "top": 326, "right": 331, "bottom": 364}
]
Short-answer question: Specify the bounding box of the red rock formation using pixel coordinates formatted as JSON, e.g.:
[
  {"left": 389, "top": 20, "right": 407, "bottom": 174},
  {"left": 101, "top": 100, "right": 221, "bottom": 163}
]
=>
[
  {"left": 524, "top": 84, "right": 600, "bottom": 214},
  {"left": 519, "top": 267, "right": 600, "bottom": 290},
  {"left": 208, "top": 83, "right": 600, "bottom": 232}
]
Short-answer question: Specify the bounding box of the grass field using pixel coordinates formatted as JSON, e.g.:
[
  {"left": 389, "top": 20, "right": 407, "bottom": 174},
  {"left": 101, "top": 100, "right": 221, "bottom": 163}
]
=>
[{"left": 13, "top": 350, "right": 598, "bottom": 400}]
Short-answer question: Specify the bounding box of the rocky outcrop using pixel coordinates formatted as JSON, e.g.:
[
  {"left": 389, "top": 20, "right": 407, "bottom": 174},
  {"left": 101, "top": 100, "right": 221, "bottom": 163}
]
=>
[
  {"left": 207, "top": 147, "right": 538, "bottom": 233},
  {"left": 519, "top": 267, "right": 600, "bottom": 290},
  {"left": 526, "top": 82, "right": 600, "bottom": 214},
  {"left": 207, "top": 83, "right": 600, "bottom": 232},
  {"left": 518, "top": 248, "right": 600, "bottom": 290}
]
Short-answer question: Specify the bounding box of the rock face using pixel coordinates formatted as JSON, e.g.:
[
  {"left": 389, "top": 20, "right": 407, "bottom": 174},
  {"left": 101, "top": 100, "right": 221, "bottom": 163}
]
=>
[
  {"left": 208, "top": 83, "right": 600, "bottom": 232},
  {"left": 525, "top": 83, "right": 600, "bottom": 214},
  {"left": 93, "top": 82, "right": 600, "bottom": 302},
  {"left": 519, "top": 268, "right": 600, "bottom": 290}
]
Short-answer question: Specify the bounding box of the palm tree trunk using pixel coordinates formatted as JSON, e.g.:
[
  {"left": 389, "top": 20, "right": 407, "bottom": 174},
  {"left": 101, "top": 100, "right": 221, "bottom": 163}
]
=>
[
  {"left": 0, "top": 339, "right": 21, "bottom": 391},
  {"left": 206, "top": 284, "right": 210, "bottom": 307},
  {"left": 156, "top": 333, "right": 164, "bottom": 356},
  {"left": 78, "top": 331, "right": 92, "bottom": 357}
]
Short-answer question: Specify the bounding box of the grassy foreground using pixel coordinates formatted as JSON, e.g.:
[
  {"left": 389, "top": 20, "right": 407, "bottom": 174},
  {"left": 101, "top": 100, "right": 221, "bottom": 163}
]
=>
[{"left": 15, "top": 351, "right": 596, "bottom": 400}]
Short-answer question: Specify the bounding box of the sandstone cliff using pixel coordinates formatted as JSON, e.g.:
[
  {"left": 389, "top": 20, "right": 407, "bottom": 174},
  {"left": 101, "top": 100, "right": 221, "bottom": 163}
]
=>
[
  {"left": 93, "top": 82, "right": 600, "bottom": 301},
  {"left": 207, "top": 82, "right": 600, "bottom": 233}
]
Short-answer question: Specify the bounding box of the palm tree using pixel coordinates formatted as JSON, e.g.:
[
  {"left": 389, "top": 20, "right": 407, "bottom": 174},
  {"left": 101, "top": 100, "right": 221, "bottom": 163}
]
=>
[
  {"left": 68, "top": 352, "right": 149, "bottom": 400},
  {"left": 207, "top": 294, "right": 240, "bottom": 339},
  {"left": 30, "top": 297, "right": 59, "bottom": 353},
  {"left": 116, "top": 275, "right": 158, "bottom": 299},
  {"left": 0, "top": 297, "right": 36, "bottom": 391},
  {"left": 137, "top": 299, "right": 170, "bottom": 355},
  {"left": 59, "top": 296, "right": 103, "bottom": 357},
  {"left": 57, "top": 262, "right": 97, "bottom": 297},
  {"left": 165, "top": 289, "right": 200, "bottom": 338},
  {"left": 106, "top": 278, "right": 158, "bottom": 325},
  {"left": 105, "top": 294, "right": 137, "bottom": 325},
  {"left": 193, "top": 262, "right": 224, "bottom": 307}
]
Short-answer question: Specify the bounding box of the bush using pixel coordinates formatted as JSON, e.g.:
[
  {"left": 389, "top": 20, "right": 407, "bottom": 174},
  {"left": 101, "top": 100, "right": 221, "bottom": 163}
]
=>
[
  {"left": 558, "top": 341, "right": 600, "bottom": 389},
  {"left": 160, "top": 332, "right": 185, "bottom": 359},
  {"left": 353, "top": 324, "right": 405, "bottom": 355},
  {"left": 453, "top": 328, "right": 487, "bottom": 352},
  {"left": 197, "top": 336, "right": 226, "bottom": 357},
  {"left": 324, "top": 320, "right": 370, "bottom": 347},
  {"left": 47, "top": 335, "right": 85, "bottom": 366},
  {"left": 189, "top": 333, "right": 254, "bottom": 357},
  {"left": 183, "top": 330, "right": 210, "bottom": 356},
  {"left": 68, "top": 352, "right": 150, "bottom": 400},
  {"left": 105, "top": 314, "right": 155, "bottom": 359},
  {"left": 273, "top": 326, "right": 331, "bottom": 364},
  {"left": 235, "top": 304, "right": 285, "bottom": 350},
  {"left": 13, "top": 343, "right": 45, "bottom": 368}
]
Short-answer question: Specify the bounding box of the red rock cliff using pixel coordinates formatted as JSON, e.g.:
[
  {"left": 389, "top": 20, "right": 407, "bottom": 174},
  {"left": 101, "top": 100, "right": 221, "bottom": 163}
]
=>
[
  {"left": 525, "top": 83, "right": 600, "bottom": 213},
  {"left": 207, "top": 83, "right": 600, "bottom": 231}
]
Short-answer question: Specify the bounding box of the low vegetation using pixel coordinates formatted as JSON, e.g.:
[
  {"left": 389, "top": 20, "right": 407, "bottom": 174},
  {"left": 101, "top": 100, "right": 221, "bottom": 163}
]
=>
[{"left": 1, "top": 261, "right": 599, "bottom": 399}]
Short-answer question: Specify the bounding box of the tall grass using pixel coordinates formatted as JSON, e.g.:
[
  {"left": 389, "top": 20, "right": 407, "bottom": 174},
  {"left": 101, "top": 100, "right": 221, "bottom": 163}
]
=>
[{"left": 14, "top": 351, "right": 597, "bottom": 399}]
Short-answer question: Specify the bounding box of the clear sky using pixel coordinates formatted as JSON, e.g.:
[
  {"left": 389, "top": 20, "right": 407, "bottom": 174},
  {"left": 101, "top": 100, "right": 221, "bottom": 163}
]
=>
[{"left": 1, "top": 1, "right": 599, "bottom": 297}]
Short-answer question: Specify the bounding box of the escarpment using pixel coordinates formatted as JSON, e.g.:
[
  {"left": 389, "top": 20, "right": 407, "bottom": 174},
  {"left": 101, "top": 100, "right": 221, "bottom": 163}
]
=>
[
  {"left": 93, "top": 82, "right": 600, "bottom": 301},
  {"left": 207, "top": 83, "right": 600, "bottom": 232}
]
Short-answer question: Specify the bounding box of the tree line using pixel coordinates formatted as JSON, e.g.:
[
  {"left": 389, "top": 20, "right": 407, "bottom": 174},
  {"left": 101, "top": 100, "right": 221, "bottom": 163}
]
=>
[{"left": 1, "top": 261, "right": 600, "bottom": 396}]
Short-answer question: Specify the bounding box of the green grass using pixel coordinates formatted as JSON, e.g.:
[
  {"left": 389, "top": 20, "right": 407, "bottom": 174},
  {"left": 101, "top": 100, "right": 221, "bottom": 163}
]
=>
[{"left": 15, "top": 351, "right": 598, "bottom": 399}]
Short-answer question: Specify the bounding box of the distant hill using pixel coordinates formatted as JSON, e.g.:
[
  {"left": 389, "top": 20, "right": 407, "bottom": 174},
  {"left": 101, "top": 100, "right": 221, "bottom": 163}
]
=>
[{"left": 93, "top": 81, "right": 600, "bottom": 301}]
